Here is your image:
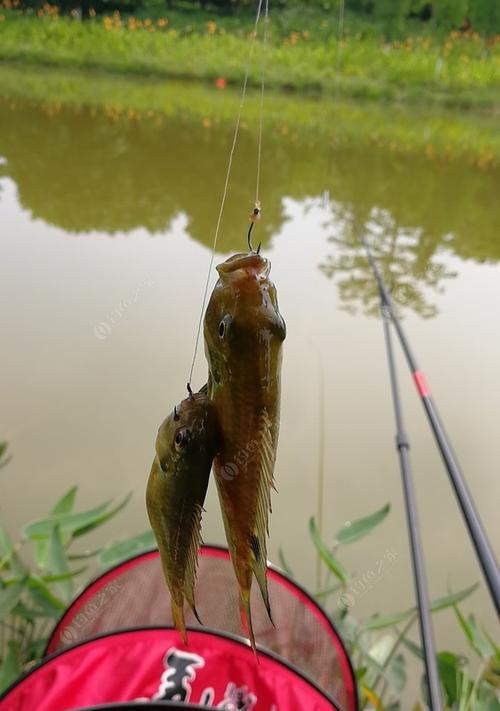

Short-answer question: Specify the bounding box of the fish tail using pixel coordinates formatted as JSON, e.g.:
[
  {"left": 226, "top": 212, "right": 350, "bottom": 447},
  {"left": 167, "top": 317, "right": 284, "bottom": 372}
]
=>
[
  {"left": 239, "top": 587, "right": 258, "bottom": 658},
  {"left": 171, "top": 597, "right": 187, "bottom": 645}
]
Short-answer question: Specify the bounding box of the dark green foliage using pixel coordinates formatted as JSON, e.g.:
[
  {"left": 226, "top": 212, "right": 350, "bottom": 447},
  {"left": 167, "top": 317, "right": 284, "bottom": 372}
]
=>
[
  {"left": 374, "top": 0, "right": 411, "bottom": 39},
  {"left": 433, "top": 0, "right": 468, "bottom": 32},
  {"left": 469, "top": 0, "right": 500, "bottom": 34}
]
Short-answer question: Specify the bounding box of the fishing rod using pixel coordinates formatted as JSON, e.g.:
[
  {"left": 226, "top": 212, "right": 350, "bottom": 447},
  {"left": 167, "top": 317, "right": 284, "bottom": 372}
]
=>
[
  {"left": 362, "top": 235, "right": 500, "bottom": 617},
  {"left": 380, "top": 302, "right": 443, "bottom": 711}
]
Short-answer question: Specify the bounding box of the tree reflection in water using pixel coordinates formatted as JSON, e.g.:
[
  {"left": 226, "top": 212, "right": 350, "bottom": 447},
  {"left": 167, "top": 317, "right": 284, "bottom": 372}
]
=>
[
  {"left": 0, "top": 92, "right": 498, "bottom": 321},
  {"left": 320, "top": 203, "right": 457, "bottom": 318}
]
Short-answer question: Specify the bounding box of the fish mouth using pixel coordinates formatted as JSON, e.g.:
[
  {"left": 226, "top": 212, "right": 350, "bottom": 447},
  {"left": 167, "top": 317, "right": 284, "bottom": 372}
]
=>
[{"left": 216, "top": 252, "right": 271, "bottom": 282}]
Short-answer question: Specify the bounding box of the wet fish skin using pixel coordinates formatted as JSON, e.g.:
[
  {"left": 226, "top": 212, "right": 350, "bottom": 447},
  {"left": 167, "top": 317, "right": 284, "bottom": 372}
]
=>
[
  {"left": 146, "top": 390, "right": 219, "bottom": 643},
  {"left": 203, "top": 252, "right": 286, "bottom": 650}
]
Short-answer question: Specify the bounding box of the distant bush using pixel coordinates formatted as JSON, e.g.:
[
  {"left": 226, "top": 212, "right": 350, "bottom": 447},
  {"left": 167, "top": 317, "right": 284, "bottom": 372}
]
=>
[
  {"left": 469, "top": 0, "right": 500, "bottom": 34},
  {"left": 374, "top": 0, "right": 411, "bottom": 39}
]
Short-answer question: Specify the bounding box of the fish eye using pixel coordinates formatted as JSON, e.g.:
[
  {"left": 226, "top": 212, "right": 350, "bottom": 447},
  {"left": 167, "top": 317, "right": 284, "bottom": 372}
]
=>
[
  {"left": 218, "top": 315, "right": 231, "bottom": 340},
  {"left": 174, "top": 428, "right": 189, "bottom": 451}
]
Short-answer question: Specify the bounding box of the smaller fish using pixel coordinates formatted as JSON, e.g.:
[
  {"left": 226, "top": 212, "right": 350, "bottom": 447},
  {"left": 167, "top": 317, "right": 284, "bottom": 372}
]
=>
[{"left": 146, "top": 389, "right": 219, "bottom": 642}]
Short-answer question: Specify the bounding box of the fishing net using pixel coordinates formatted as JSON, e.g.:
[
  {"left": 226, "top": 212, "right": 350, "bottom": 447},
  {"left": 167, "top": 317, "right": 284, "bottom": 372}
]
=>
[
  {"left": 74, "top": 706, "right": 209, "bottom": 710},
  {"left": 44, "top": 545, "right": 358, "bottom": 710},
  {"left": 1, "top": 627, "right": 342, "bottom": 710}
]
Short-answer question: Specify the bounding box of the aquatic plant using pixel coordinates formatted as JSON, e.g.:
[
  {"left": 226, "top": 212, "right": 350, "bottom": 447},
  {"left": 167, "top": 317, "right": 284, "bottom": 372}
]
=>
[
  {"left": 2, "top": 437, "right": 499, "bottom": 706},
  {"left": 279, "top": 502, "right": 500, "bottom": 709},
  {"left": 0, "top": 441, "right": 155, "bottom": 693}
]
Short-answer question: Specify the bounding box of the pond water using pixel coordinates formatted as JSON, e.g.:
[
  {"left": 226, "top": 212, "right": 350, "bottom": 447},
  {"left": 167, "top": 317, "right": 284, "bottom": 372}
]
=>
[{"left": 1, "top": 71, "right": 499, "bottom": 697}]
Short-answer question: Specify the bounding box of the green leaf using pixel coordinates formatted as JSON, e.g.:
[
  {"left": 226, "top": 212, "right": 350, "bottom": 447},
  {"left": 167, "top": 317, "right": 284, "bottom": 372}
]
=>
[
  {"left": 41, "top": 567, "right": 87, "bottom": 583},
  {"left": 51, "top": 485, "right": 78, "bottom": 515},
  {"left": 401, "top": 637, "right": 423, "bottom": 660},
  {"left": 0, "top": 580, "right": 24, "bottom": 621},
  {"left": 26, "top": 575, "right": 65, "bottom": 617},
  {"left": 23, "top": 493, "right": 131, "bottom": 540},
  {"left": 315, "top": 582, "right": 343, "bottom": 599},
  {"left": 73, "top": 492, "right": 132, "bottom": 537},
  {"left": 309, "top": 517, "right": 348, "bottom": 583},
  {"left": 98, "top": 530, "right": 155, "bottom": 569},
  {"left": 388, "top": 652, "right": 406, "bottom": 694},
  {"left": 25, "top": 637, "right": 48, "bottom": 664},
  {"left": 23, "top": 501, "right": 111, "bottom": 539},
  {"left": 436, "top": 651, "right": 467, "bottom": 706},
  {"left": 363, "top": 583, "right": 479, "bottom": 633},
  {"left": 459, "top": 611, "right": 497, "bottom": 661},
  {"left": 335, "top": 503, "right": 391, "bottom": 545},
  {"left": 0, "top": 526, "right": 26, "bottom": 577},
  {"left": 0, "top": 441, "right": 12, "bottom": 470},
  {"left": 355, "top": 666, "right": 367, "bottom": 680},
  {"left": 0, "top": 641, "right": 21, "bottom": 694},
  {"left": 47, "top": 525, "right": 72, "bottom": 601},
  {"left": 430, "top": 583, "right": 479, "bottom": 612},
  {"left": 277, "top": 547, "right": 294, "bottom": 577},
  {"left": 34, "top": 538, "right": 50, "bottom": 570},
  {"left": 363, "top": 608, "right": 415, "bottom": 631},
  {"left": 68, "top": 548, "right": 103, "bottom": 561}
]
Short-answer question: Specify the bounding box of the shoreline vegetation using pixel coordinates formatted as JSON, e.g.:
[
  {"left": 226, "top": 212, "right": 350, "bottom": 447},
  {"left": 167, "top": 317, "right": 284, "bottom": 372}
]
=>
[
  {"left": 0, "top": 5, "right": 499, "bottom": 111},
  {"left": 0, "top": 62, "right": 499, "bottom": 169}
]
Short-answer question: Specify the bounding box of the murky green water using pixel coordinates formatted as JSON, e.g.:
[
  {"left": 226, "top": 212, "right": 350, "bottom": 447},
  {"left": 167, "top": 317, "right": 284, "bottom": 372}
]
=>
[{"left": 1, "top": 73, "right": 499, "bottom": 699}]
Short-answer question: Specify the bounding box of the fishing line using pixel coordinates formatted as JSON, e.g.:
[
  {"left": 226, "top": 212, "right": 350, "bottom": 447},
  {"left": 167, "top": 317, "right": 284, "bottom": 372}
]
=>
[
  {"left": 187, "top": 0, "right": 269, "bottom": 389},
  {"left": 248, "top": 0, "right": 268, "bottom": 254},
  {"left": 255, "top": 0, "right": 269, "bottom": 207}
]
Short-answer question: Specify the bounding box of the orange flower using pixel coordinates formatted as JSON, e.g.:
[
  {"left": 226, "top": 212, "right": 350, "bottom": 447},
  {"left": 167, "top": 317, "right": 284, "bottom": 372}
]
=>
[{"left": 215, "top": 77, "right": 227, "bottom": 89}]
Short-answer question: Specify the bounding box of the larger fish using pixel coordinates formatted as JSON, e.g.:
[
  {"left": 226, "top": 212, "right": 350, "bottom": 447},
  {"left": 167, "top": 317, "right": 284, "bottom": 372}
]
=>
[
  {"left": 146, "top": 390, "right": 219, "bottom": 642},
  {"left": 203, "top": 252, "right": 286, "bottom": 649}
]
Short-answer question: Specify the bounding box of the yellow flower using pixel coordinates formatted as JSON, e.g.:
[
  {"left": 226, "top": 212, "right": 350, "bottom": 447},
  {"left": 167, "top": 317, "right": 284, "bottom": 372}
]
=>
[{"left": 207, "top": 20, "right": 216, "bottom": 35}]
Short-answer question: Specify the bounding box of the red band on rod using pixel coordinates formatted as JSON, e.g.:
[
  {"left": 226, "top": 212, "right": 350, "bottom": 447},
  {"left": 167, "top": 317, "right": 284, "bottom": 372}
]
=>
[{"left": 413, "top": 370, "right": 430, "bottom": 397}]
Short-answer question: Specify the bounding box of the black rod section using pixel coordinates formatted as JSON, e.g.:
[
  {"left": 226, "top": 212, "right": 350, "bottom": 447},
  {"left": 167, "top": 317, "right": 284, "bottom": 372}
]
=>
[
  {"left": 362, "top": 235, "right": 500, "bottom": 616},
  {"left": 381, "top": 303, "right": 443, "bottom": 711}
]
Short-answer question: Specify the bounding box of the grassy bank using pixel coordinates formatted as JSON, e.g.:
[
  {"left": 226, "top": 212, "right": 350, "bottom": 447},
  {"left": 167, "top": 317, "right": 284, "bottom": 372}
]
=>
[
  {"left": 0, "top": 62, "right": 498, "bottom": 170},
  {"left": 0, "top": 6, "right": 499, "bottom": 108}
]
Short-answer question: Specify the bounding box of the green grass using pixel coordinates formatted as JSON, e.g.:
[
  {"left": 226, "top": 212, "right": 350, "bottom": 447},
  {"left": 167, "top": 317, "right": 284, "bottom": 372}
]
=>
[{"left": 0, "top": 6, "right": 499, "bottom": 108}]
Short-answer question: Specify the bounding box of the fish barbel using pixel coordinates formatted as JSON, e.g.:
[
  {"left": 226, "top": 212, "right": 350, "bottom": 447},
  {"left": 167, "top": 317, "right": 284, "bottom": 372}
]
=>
[
  {"left": 203, "top": 252, "right": 286, "bottom": 649},
  {"left": 146, "top": 389, "right": 219, "bottom": 643}
]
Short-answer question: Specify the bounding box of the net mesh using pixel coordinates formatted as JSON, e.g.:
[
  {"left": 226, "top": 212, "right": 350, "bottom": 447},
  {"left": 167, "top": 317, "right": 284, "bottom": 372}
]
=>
[{"left": 46, "top": 546, "right": 357, "bottom": 710}]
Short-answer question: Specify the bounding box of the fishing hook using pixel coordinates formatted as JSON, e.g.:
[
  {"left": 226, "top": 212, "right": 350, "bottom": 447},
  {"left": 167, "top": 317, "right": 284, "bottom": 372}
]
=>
[
  {"left": 186, "top": 382, "right": 194, "bottom": 400},
  {"left": 247, "top": 207, "right": 261, "bottom": 254}
]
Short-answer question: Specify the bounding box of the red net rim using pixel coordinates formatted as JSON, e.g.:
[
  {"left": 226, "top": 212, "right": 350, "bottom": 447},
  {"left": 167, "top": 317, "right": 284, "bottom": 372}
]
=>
[
  {"left": 3, "top": 626, "right": 343, "bottom": 710},
  {"left": 43, "top": 544, "right": 358, "bottom": 710},
  {"left": 73, "top": 704, "right": 211, "bottom": 710}
]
